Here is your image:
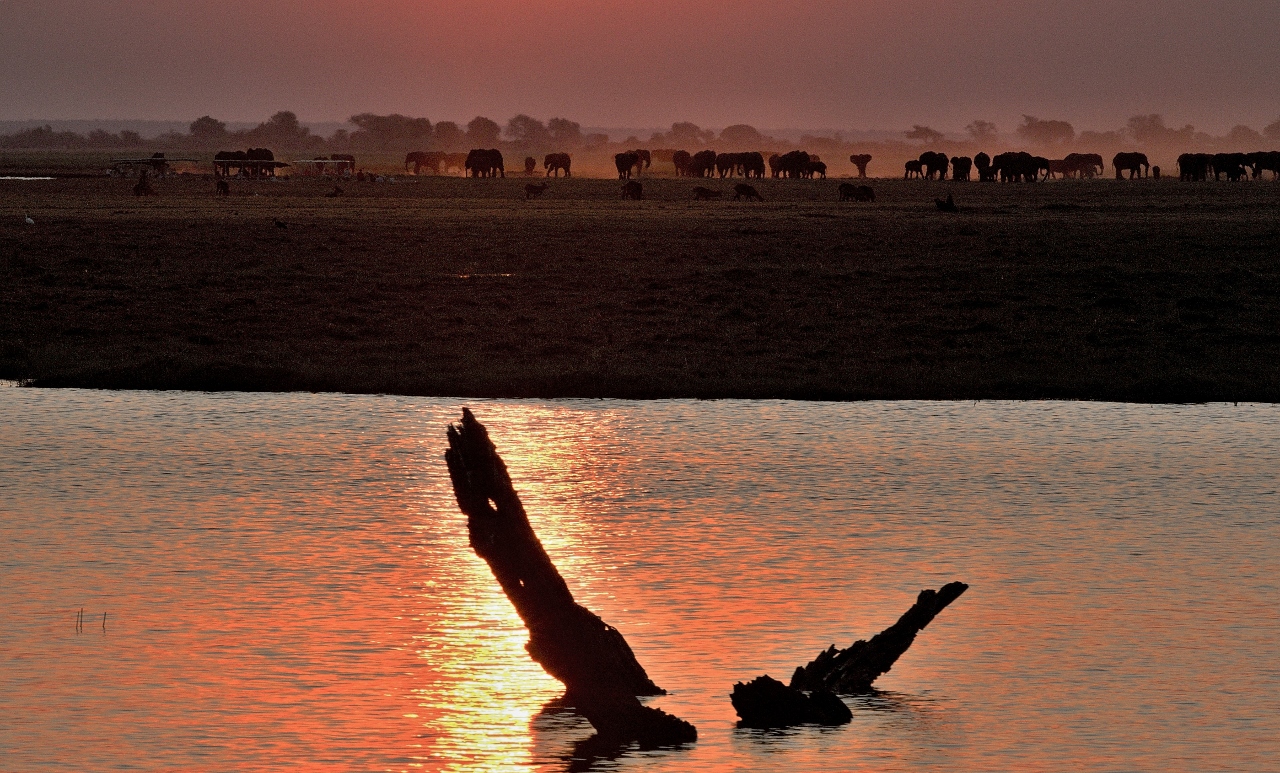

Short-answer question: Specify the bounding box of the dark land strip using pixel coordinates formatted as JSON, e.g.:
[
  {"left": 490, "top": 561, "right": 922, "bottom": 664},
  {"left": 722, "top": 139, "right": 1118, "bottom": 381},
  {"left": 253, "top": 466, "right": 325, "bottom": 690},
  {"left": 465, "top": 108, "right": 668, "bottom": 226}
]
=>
[{"left": 2, "top": 176, "right": 1279, "bottom": 402}]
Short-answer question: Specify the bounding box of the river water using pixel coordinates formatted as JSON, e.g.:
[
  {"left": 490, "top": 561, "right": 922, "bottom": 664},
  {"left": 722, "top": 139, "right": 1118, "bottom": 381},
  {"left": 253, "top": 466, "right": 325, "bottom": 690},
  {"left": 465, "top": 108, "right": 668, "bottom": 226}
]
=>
[{"left": 1, "top": 389, "right": 1277, "bottom": 772}]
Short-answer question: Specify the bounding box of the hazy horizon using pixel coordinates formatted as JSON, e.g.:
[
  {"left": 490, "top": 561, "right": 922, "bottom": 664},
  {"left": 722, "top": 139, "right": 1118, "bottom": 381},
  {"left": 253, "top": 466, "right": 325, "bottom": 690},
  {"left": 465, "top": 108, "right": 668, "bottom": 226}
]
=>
[{"left": 3, "top": 0, "right": 1278, "bottom": 136}]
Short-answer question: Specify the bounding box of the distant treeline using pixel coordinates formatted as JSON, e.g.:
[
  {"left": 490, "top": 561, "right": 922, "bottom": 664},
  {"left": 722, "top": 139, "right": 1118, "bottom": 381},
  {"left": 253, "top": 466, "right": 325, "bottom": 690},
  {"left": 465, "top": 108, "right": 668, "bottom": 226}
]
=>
[{"left": 4, "top": 111, "right": 1280, "bottom": 158}]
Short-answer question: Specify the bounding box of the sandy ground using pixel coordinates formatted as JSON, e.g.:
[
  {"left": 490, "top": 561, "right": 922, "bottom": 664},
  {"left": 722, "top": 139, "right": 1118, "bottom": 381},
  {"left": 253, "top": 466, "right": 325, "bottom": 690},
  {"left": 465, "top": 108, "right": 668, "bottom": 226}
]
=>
[{"left": 2, "top": 173, "right": 1278, "bottom": 401}]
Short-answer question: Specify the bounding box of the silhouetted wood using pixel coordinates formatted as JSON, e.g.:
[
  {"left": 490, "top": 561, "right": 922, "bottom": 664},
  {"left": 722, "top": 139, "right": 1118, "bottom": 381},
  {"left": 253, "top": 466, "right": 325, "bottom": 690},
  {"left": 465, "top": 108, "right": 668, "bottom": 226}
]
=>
[
  {"left": 790, "top": 582, "right": 968, "bottom": 694},
  {"left": 730, "top": 675, "right": 851, "bottom": 728},
  {"left": 445, "top": 408, "right": 696, "bottom": 746}
]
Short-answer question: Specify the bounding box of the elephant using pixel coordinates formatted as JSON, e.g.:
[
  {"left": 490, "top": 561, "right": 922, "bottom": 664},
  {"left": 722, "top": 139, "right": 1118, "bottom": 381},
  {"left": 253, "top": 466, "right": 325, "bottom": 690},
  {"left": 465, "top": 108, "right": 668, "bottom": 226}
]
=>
[
  {"left": 919, "top": 151, "right": 948, "bottom": 180},
  {"left": 805, "top": 161, "right": 827, "bottom": 179},
  {"left": 1112, "top": 152, "right": 1149, "bottom": 179},
  {"left": 405, "top": 151, "right": 443, "bottom": 175},
  {"left": 691, "top": 150, "right": 718, "bottom": 178},
  {"left": 544, "top": 153, "right": 572, "bottom": 177},
  {"left": 1033, "top": 156, "right": 1052, "bottom": 180},
  {"left": 622, "top": 180, "right": 643, "bottom": 200},
  {"left": 615, "top": 149, "right": 651, "bottom": 178},
  {"left": 246, "top": 148, "right": 277, "bottom": 179},
  {"left": 1064, "top": 153, "right": 1104, "bottom": 178},
  {"left": 523, "top": 156, "right": 537, "bottom": 176},
  {"left": 330, "top": 154, "right": 355, "bottom": 175},
  {"left": 1211, "top": 152, "right": 1250, "bottom": 181},
  {"left": 672, "top": 150, "right": 693, "bottom": 177},
  {"left": 214, "top": 150, "right": 248, "bottom": 177},
  {"left": 715, "top": 153, "right": 738, "bottom": 178},
  {"left": 465, "top": 148, "right": 505, "bottom": 177},
  {"left": 904, "top": 159, "right": 924, "bottom": 179},
  {"left": 838, "top": 183, "right": 875, "bottom": 202},
  {"left": 1248, "top": 151, "right": 1280, "bottom": 180},
  {"left": 950, "top": 156, "right": 973, "bottom": 181},
  {"left": 733, "top": 183, "right": 763, "bottom": 201},
  {"left": 991, "top": 151, "right": 1040, "bottom": 182},
  {"left": 1178, "top": 153, "right": 1212, "bottom": 181},
  {"left": 692, "top": 186, "right": 722, "bottom": 200},
  {"left": 974, "top": 152, "right": 996, "bottom": 182},
  {"left": 849, "top": 154, "right": 872, "bottom": 177},
  {"left": 739, "top": 151, "right": 766, "bottom": 178},
  {"left": 775, "top": 150, "right": 811, "bottom": 178}
]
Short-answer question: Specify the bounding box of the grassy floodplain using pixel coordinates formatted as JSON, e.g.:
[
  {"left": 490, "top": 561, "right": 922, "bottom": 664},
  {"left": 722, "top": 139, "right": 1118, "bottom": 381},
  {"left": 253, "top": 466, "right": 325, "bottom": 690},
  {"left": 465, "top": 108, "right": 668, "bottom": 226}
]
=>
[{"left": 2, "top": 167, "right": 1279, "bottom": 401}]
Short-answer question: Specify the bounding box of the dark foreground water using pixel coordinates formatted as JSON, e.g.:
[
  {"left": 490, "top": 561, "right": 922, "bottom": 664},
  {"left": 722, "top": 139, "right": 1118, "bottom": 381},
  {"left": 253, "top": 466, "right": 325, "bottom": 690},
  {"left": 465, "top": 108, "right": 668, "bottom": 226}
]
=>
[{"left": 1, "top": 389, "right": 1278, "bottom": 772}]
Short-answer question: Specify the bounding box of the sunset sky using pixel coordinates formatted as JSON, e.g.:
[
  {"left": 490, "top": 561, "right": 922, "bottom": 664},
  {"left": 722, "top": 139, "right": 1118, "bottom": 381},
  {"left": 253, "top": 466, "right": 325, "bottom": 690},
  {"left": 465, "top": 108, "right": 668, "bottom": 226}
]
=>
[{"left": 1, "top": 0, "right": 1277, "bottom": 133}]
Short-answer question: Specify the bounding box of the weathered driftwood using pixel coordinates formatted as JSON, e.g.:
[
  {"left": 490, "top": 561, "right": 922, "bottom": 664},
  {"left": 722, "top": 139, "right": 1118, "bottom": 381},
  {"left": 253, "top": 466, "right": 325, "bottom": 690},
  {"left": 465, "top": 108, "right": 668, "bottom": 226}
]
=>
[
  {"left": 445, "top": 408, "right": 696, "bottom": 746},
  {"left": 730, "top": 582, "right": 967, "bottom": 728},
  {"left": 730, "top": 675, "right": 851, "bottom": 728},
  {"left": 790, "top": 582, "right": 969, "bottom": 693}
]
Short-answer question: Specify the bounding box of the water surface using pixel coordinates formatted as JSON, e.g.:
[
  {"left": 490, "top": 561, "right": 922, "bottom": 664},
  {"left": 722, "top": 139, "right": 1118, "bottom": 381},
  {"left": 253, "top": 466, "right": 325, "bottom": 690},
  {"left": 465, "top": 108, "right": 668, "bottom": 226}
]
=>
[{"left": 1, "top": 390, "right": 1277, "bottom": 772}]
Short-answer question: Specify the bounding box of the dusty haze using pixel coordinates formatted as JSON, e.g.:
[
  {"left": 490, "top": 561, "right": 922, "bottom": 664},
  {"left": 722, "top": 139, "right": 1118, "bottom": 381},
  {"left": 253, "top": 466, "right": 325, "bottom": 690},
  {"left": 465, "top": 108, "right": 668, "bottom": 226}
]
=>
[{"left": 1, "top": 0, "right": 1277, "bottom": 134}]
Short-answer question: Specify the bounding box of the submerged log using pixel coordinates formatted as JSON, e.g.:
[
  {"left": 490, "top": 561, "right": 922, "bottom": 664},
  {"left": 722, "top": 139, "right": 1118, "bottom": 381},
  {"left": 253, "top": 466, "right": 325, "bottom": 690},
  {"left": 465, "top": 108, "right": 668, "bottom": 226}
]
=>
[
  {"left": 790, "top": 582, "right": 969, "bottom": 693},
  {"left": 445, "top": 408, "right": 696, "bottom": 746},
  {"left": 730, "top": 675, "right": 852, "bottom": 728},
  {"left": 730, "top": 582, "right": 967, "bottom": 728}
]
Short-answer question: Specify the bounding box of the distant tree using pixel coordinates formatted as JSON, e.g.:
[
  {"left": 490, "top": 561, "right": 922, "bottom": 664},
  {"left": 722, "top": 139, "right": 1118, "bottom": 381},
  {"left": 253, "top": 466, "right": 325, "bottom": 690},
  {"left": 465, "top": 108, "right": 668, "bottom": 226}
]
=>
[
  {"left": 547, "top": 117, "right": 583, "bottom": 148},
  {"left": 189, "top": 115, "right": 228, "bottom": 143},
  {"left": 1126, "top": 114, "right": 1195, "bottom": 145},
  {"left": 466, "top": 116, "right": 502, "bottom": 146},
  {"left": 667, "top": 122, "right": 715, "bottom": 146},
  {"left": 1016, "top": 115, "right": 1074, "bottom": 146},
  {"left": 434, "top": 121, "right": 465, "bottom": 150},
  {"left": 349, "top": 113, "right": 433, "bottom": 151},
  {"left": 719, "top": 124, "right": 764, "bottom": 147},
  {"left": 1226, "top": 124, "right": 1263, "bottom": 146},
  {"left": 1265, "top": 118, "right": 1280, "bottom": 142},
  {"left": 582, "top": 132, "right": 609, "bottom": 150},
  {"left": 905, "top": 125, "right": 944, "bottom": 144},
  {"left": 243, "top": 111, "right": 318, "bottom": 148},
  {"left": 504, "top": 114, "right": 551, "bottom": 148},
  {"left": 86, "top": 129, "right": 117, "bottom": 148},
  {"left": 119, "top": 130, "right": 143, "bottom": 147},
  {"left": 965, "top": 120, "right": 998, "bottom": 142}
]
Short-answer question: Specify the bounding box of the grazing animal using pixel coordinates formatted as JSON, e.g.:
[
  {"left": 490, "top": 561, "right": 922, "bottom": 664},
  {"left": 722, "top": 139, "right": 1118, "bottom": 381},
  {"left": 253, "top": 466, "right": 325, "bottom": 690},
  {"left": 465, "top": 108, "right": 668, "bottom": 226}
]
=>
[
  {"left": 991, "top": 151, "right": 1041, "bottom": 182},
  {"left": 544, "top": 152, "right": 572, "bottom": 177},
  {"left": 1112, "top": 152, "right": 1149, "bottom": 179},
  {"left": 324, "top": 185, "right": 343, "bottom": 197},
  {"left": 733, "top": 183, "right": 763, "bottom": 201},
  {"left": 740, "top": 151, "right": 766, "bottom": 178},
  {"left": 133, "top": 171, "right": 157, "bottom": 196},
  {"left": 1178, "top": 153, "right": 1212, "bottom": 181},
  {"left": 692, "top": 186, "right": 721, "bottom": 200},
  {"left": 838, "top": 183, "right": 875, "bottom": 202},
  {"left": 1247, "top": 151, "right": 1280, "bottom": 179},
  {"left": 904, "top": 160, "right": 924, "bottom": 179},
  {"left": 621, "top": 180, "right": 643, "bottom": 200},
  {"left": 1047, "top": 159, "right": 1070, "bottom": 179},
  {"left": 919, "top": 151, "right": 948, "bottom": 180},
  {"left": 465, "top": 148, "right": 505, "bottom": 177},
  {"left": 524, "top": 156, "right": 537, "bottom": 176},
  {"left": 935, "top": 193, "right": 958, "bottom": 212},
  {"left": 525, "top": 182, "right": 549, "bottom": 199},
  {"left": 215, "top": 179, "right": 230, "bottom": 196},
  {"left": 848, "top": 154, "right": 872, "bottom": 178},
  {"left": 715, "top": 152, "right": 738, "bottom": 178},
  {"left": 672, "top": 150, "right": 693, "bottom": 176},
  {"left": 951, "top": 156, "right": 973, "bottom": 181},
  {"left": 774, "top": 150, "right": 811, "bottom": 179},
  {"left": 806, "top": 161, "right": 827, "bottom": 179},
  {"left": 1211, "top": 152, "right": 1249, "bottom": 182}
]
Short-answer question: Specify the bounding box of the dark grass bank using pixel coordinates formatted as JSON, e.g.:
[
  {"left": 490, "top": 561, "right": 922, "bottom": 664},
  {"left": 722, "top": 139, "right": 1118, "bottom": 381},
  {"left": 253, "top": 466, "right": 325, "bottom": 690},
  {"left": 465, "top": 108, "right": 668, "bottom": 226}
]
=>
[{"left": 3, "top": 175, "right": 1279, "bottom": 402}]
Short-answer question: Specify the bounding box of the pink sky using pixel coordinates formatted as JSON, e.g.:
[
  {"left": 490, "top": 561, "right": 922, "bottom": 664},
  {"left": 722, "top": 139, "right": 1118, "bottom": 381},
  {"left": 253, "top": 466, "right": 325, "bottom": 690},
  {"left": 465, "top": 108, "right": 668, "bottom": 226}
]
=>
[{"left": 1, "top": 0, "right": 1277, "bottom": 133}]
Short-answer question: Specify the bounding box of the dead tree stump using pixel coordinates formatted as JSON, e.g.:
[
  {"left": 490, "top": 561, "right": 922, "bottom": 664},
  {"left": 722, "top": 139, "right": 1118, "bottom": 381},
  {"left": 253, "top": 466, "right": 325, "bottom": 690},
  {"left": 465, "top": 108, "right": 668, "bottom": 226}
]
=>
[{"left": 445, "top": 408, "right": 696, "bottom": 746}]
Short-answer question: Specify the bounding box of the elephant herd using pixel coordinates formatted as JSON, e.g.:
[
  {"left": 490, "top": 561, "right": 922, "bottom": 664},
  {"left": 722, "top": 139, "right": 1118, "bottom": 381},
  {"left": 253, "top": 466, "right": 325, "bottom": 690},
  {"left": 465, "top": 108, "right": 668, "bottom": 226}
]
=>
[
  {"left": 213, "top": 148, "right": 288, "bottom": 178},
  {"left": 904, "top": 151, "right": 1108, "bottom": 182},
  {"left": 1176, "top": 152, "right": 1280, "bottom": 181}
]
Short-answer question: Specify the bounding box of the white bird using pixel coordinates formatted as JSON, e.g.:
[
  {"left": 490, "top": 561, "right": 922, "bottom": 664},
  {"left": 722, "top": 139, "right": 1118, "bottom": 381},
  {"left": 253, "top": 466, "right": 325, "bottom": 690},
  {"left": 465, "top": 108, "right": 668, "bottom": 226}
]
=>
[{"left": 24, "top": 213, "right": 35, "bottom": 225}]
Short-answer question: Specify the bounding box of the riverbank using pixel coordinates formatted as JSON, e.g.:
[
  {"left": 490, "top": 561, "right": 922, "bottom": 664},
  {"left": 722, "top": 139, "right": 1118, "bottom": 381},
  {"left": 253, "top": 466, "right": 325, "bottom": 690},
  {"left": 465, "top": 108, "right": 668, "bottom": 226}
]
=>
[{"left": 3, "top": 174, "right": 1278, "bottom": 401}]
